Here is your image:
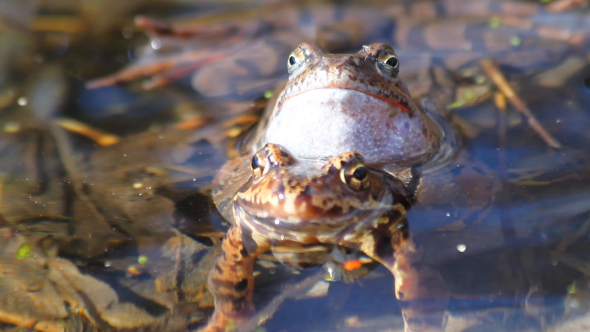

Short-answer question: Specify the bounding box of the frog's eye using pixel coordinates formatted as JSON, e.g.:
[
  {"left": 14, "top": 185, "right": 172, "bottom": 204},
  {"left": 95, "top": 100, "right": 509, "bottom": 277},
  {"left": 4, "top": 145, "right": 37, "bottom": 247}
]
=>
[
  {"left": 287, "top": 47, "right": 307, "bottom": 75},
  {"left": 251, "top": 153, "right": 268, "bottom": 178},
  {"left": 384, "top": 55, "right": 399, "bottom": 69},
  {"left": 376, "top": 51, "right": 400, "bottom": 79},
  {"left": 340, "top": 162, "right": 370, "bottom": 191},
  {"left": 352, "top": 166, "right": 368, "bottom": 181},
  {"left": 288, "top": 55, "right": 298, "bottom": 66}
]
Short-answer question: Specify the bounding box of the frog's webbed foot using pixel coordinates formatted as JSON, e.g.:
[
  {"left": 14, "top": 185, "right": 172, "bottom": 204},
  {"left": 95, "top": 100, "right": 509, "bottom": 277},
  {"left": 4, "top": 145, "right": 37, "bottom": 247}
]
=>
[
  {"left": 346, "top": 215, "right": 449, "bottom": 332},
  {"left": 393, "top": 244, "right": 449, "bottom": 332},
  {"left": 200, "top": 222, "right": 269, "bottom": 332}
]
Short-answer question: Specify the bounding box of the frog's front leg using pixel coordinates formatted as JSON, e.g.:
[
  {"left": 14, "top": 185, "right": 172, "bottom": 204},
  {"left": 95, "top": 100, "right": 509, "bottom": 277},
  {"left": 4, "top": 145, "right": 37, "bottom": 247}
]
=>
[
  {"left": 201, "top": 221, "right": 270, "bottom": 332},
  {"left": 392, "top": 238, "right": 449, "bottom": 332},
  {"left": 343, "top": 212, "right": 449, "bottom": 332}
]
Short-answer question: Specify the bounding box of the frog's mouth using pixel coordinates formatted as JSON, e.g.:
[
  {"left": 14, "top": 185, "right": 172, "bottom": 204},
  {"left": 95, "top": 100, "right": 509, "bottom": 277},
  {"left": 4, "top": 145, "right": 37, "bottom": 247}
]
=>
[{"left": 280, "top": 87, "right": 413, "bottom": 117}]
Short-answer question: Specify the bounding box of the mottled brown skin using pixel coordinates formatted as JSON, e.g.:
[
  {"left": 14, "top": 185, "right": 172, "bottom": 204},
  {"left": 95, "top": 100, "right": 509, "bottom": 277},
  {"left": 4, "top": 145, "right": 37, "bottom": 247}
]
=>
[{"left": 204, "top": 144, "right": 449, "bottom": 332}]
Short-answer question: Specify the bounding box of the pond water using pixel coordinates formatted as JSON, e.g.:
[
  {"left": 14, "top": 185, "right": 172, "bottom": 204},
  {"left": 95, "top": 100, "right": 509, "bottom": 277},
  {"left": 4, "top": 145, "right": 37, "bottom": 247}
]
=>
[{"left": 1, "top": 1, "right": 590, "bottom": 331}]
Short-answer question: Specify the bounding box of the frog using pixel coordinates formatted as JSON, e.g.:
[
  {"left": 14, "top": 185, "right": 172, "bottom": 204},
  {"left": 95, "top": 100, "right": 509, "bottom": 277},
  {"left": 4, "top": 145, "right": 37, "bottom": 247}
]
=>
[
  {"left": 2, "top": 1, "right": 588, "bottom": 330},
  {"left": 202, "top": 42, "right": 500, "bottom": 332},
  {"left": 247, "top": 42, "right": 444, "bottom": 168},
  {"left": 206, "top": 143, "right": 449, "bottom": 332},
  {"left": 224, "top": 42, "right": 499, "bottom": 232}
]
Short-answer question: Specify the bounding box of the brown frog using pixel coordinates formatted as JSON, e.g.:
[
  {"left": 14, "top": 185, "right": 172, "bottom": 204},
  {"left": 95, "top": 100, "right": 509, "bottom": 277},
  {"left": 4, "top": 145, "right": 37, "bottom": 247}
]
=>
[
  {"left": 249, "top": 42, "right": 444, "bottom": 167},
  {"left": 205, "top": 43, "right": 499, "bottom": 332},
  {"left": 206, "top": 144, "right": 449, "bottom": 332},
  {"left": 246, "top": 42, "right": 498, "bottom": 233}
]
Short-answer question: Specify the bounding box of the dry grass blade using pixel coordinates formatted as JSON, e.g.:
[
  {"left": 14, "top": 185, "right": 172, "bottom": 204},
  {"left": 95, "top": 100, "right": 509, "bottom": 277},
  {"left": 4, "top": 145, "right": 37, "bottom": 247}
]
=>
[
  {"left": 479, "top": 59, "right": 561, "bottom": 149},
  {"left": 54, "top": 118, "right": 120, "bottom": 146},
  {"left": 546, "top": 0, "right": 588, "bottom": 12},
  {"left": 556, "top": 254, "right": 590, "bottom": 276}
]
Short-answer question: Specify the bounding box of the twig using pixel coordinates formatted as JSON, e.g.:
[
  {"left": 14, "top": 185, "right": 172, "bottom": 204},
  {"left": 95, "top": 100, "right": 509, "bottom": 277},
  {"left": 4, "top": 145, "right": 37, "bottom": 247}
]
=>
[
  {"left": 47, "top": 123, "right": 117, "bottom": 235},
  {"left": 479, "top": 59, "right": 561, "bottom": 149},
  {"left": 556, "top": 253, "right": 590, "bottom": 275},
  {"left": 54, "top": 118, "right": 119, "bottom": 147},
  {"left": 555, "top": 214, "right": 590, "bottom": 253}
]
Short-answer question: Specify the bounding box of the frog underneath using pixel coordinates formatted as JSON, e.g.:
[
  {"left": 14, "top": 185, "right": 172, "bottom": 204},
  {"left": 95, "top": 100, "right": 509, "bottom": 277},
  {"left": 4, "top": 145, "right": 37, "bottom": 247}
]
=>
[{"left": 205, "top": 144, "right": 449, "bottom": 332}]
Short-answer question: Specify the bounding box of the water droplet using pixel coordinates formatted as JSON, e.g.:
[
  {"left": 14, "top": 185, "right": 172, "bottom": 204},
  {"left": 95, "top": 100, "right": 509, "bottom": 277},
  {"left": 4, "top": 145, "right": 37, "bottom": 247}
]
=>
[
  {"left": 456, "top": 244, "right": 467, "bottom": 252},
  {"left": 150, "top": 39, "right": 161, "bottom": 50},
  {"left": 17, "top": 97, "right": 28, "bottom": 106},
  {"left": 138, "top": 255, "right": 148, "bottom": 264},
  {"left": 509, "top": 35, "right": 522, "bottom": 47}
]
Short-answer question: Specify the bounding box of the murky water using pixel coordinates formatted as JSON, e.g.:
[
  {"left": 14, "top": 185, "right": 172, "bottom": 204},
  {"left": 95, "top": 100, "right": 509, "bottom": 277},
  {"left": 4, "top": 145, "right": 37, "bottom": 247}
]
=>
[{"left": 1, "top": 1, "right": 590, "bottom": 331}]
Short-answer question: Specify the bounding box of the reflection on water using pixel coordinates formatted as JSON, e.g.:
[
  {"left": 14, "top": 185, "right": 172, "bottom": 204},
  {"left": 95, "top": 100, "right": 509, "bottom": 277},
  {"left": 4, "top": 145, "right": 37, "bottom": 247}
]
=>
[{"left": 1, "top": 0, "right": 590, "bottom": 331}]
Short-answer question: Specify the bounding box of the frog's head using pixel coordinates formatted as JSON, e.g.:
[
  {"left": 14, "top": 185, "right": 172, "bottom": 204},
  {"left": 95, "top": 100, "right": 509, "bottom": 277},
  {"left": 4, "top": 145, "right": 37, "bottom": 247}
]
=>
[
  {"left": 280, "top": 43, "right": 413, "bottom": 112},
  {"left": 234, "top": 144, "right": 407, "bottom": 227}
]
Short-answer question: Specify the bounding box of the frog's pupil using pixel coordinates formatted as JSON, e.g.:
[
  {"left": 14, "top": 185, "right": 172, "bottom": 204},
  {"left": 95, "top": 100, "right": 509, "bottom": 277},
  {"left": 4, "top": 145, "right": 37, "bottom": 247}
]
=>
[
  {"left": 352, "top": 167, "right": 367, "bottom": 180},
  {"left": 288, "top": 56, "right": 296, "bottom": 66},
  {"left": 386, "top": 57, "right": 398, "bottom": 68},
  {"left": 251, "top": 155, "right": 261, "bottom": 170}
]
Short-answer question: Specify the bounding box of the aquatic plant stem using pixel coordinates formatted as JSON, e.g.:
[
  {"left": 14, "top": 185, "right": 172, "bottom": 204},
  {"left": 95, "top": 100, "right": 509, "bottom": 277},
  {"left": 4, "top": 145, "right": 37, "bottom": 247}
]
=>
[{"left": 479, "top": 59, "right": 561, "bottom": 149}]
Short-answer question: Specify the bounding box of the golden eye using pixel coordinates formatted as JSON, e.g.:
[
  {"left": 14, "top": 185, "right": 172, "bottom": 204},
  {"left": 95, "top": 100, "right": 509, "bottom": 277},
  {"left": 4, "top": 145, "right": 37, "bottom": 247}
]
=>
[
  {"left": 251, "top": 153, "right": 267, "bottom": 178},
  {"left": 287, "top": 50, "right": 304, "bottom": 73},
  {"left": 340, "top": 162, "right": 370, "bottom": 191},
  {"left": 288, "top": 55, "right": 297, "bottom": 66},
  {"left": 377, "top": 50, "right": 400, "bottom": 79},
  {"left": 352, "top": 166, "right": 368, "bottom": 181},
  {"left": 384, "top": 55, "right": 399, "bottom": 69},
  {"left": 252, "top": 144, "right": 295, "bottom": 178},
  {"left": 287, "top": 45, "right": 309, "bottom": 75}
]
